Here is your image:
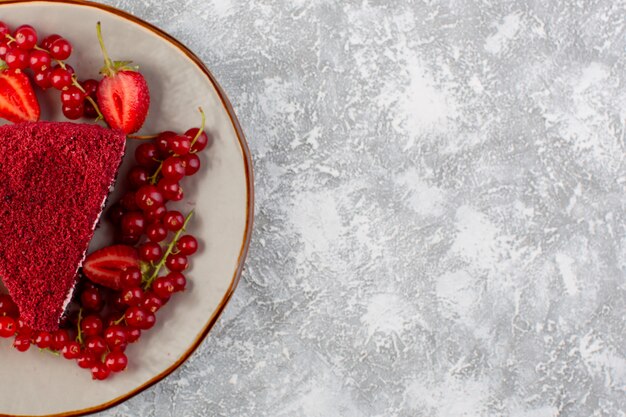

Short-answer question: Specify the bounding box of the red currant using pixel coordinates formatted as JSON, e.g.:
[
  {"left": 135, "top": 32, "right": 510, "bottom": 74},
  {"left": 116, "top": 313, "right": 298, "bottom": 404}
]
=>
[
  {"left": 117, "top": 233, "right": 141, "bottom": 245},
  {"left": 177, "top": 235, "right": 198, "bottom": 255},
  {"left": 163, "top": 211, "right": 185, "bottom": 231},
  {"left": 41, "top": 34, "right": 61, "bottom": 50},
  {"left": 181, "top": 153, "right": 201, "bottom": 176},
  {"left": 0, "top": 40, "right": 10, "bottom": 58},
  {"left": 169, "top": 272, "right": 187, "bottom": 292},
  {"left": 81, "top": 287, "right": 104, "bottom": 312},
  {"left": 127, "top": 166, "right": 149, "bottom": 190},
  {"left": 162, "top": 157, "right": 185, "bottom": 181},
  {"left": 50, "top": 66, "right": 72, "bottom": 90},
  {"left": 34, "top": 331, "right": 53, "bottom": 348},
  {"left": 81, "top": 315, "right": 103, "bottom": 337},
  {"left": 52, "top": 329, "right": 70, "bottom": 350},
  {"left": 49, "top": 37, "right": 72, "bottom": 60},
  {"left": 60, "top": 85, "right": 85, "bottom": 107},
  {"left": 62, "top": 341, "right": 81, "bottom": 359},
  {"left": 104, "top": 325, "right": 128, "bottom": 351},
  {"left": 62, "top": 103, "right": 85, "bottom": 120},
  {"left": 156, "top": 131, "right": 176, "bottom": 157},
  {"left": 145, "top": 205, "right": 167, "bottom": 223},
  {"left": 105, "top": 351, "right": 128, "bottom": 372},
  {"left": 121, "top": 286, "right": 144, "bottom": 307},
  {"left": 13, "top": 25, "right": 37, "bottom": 50},
  {"left": 121, "top": 211, "right": 146, "bottom": 235},
  {"left": 153, "top": 276, "right": 176, "bottom": 299},
  {"left": 125, "top": 307, "right": 156, "bottom": 330},
  {"left": 16, "top": 318, "right": 32, "bottom": 337},
  {"left": 185, "top": 128, "right": 211, "bottom": 152},
  {"left": 13, "top": 335, "right": 30, "bottom": 352},
  {"left": 166, "top": 253, "right": 188, "bottom": 272},
  {"left": 157, "top": 178, "right": 181, "bottom": 200},
  {"left": 85, "top": 335, "right": 107, "bottom": 355},
  {"left": 91, "top": 362, "right": 111, "bottom": 380},
  {"left": 120, "top": 192, "right": 139, "bottom": 211},
  {"left": 5, "top": 48, "right": 28, "bottom": 70},
  {"left": 120, "top": 267, "right": 142, "bottom": 288},
  {"left": 147, "top": 223, "right": 168, "bottom": 242},
  {"left": 0, "top": 293, "right": 18, "bottom": 317},
  {"left": 142, "top": 292, "right": 166, "bottom": 313},
  {"left": 135, "top": 143, "right": 160, "bottom": 169},
  {"left": 167, "top": 135, "right": 192, "bottom": 156},
  {"left": 28, "top": 50, "right": 51, "bottom": 71},
  {"left": 0, "top": 316, "right": 16, "bottom": 338},
  {"left": 77, "top": 351, "right": 95, "bottom": 368},
  {"left": 109, "top": 294, "right": 127, "bottom": 312},
  {"left": 139, "top": 242, "right": 163, "bottom": 262},
  {"left": 81, "top": 78, "right": 99, "bottom": 118},
  {"left": 125, "top": 327, "right": 141, "bottom": 343},
  {"left": 33, "top": 68, "right": 53, "bottom": 89},
  {"left": 135, "top": 185, "right": 165, "bottom": 211}
]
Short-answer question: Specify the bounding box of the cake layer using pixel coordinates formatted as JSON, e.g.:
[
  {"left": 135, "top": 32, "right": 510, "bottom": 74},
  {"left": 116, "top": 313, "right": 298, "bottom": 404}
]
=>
[{"left": 0, "top": 122, "right": 126, "bottom": 331}]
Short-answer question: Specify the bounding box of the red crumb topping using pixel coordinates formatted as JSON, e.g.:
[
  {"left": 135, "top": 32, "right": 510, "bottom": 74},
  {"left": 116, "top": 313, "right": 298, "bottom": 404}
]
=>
[{"left": 0, "top": 122, "right": 126, "bottom": 331}]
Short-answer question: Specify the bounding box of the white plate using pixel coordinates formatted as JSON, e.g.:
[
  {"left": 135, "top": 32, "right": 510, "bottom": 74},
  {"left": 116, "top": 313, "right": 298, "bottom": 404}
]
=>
[{"left": 0, "top": 1, "right": 253, "bottom": 416}]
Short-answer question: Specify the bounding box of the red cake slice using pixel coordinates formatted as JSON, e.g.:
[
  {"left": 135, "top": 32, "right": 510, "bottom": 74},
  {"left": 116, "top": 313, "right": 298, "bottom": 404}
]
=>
[{"left": 0, "top": 122, "right": 126, "bottom": 331}]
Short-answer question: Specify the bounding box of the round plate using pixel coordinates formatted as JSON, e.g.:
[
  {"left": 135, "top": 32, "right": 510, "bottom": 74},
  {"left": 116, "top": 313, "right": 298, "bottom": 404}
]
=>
[{"left": 0, "top": 1, "right": 253, "bottom": 416}]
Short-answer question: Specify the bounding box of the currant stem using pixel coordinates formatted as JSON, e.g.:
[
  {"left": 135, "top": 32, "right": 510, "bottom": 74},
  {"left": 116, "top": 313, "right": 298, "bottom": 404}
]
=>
[
  {"left": 190, "top": 107, "right": 206, "bottom": 149},
  {"left": 113, "top": 315, "right": 126, "bottom": 326},
  {"left": 96, "top": 21, "right": 114, "bottom": 76},
  {"left": 148, "top": 162, "right": 163, "bottom": 185},
  {"left": 76, "top": 308, "right": 84, "bottom": 345},
  {"left": 128, "top": 134, "right": 159, "bottom": 140},
  {"left": 143, "top": 210, "right": 194, "bottom": 289}
]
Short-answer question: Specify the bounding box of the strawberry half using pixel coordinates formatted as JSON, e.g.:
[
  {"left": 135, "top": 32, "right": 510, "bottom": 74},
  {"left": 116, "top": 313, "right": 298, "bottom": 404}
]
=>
[
  {"left": 95, "top": 22, "right": 149, "bottom": 134},
  {"left": 83, "top": 245, "right": 140, "bottom": 290},
  {"left": 0, "top": 68, "right": 40, "bottom": 123}
]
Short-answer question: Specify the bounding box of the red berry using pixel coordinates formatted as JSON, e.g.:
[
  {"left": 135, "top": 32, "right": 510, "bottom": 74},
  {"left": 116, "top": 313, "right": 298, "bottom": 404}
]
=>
[
  {"left": 135, "top": 143, "right": 160, "bottom": 169},
  {"left": 166, "top": 253, "right": 188, "bottom": 272},
  {"left": 81, "top": 79, "right": 99, "bottom": 96},
  {"left": 185, "top": 128, "right": 211, "bottom": 152},
  {"left": 146, "top": 223, "right": 168, "bottom": 242},
  {"left": 0, "top": 316, "right": 16, "bottom": 338},
  {"left": 52, "top": 329, "right": 70, "bottom": 350},
  {"left": 60, "top": 85, "right": 85, "bottom": 107},
  {"left": 49, "top": 37, "right": 72, "bottom": 60},
  {"left": 104, "top": 325, "right": 128, "bottom": 351},
  {"left": 62, "top": 341, "right": 81, "bottom": 359},
  {"left": 5, "top": 48, "right": 28, "bottom": 69},
  {"left": 139, "top": 242, "right": 163, "bottom": 262},
  {"left": 34, "top": 331, "right": 53, "bottom": 348},
  {"left": 81, "top": 315, "right": 104, "bottom": 337},
  {"left": 153, "top": 276, "right": 176, "bottom": 299},
  {"left": 167, "top": 135, "right": 192, "bottom": 156},
  {"left": 142, "top": 292, "right": 166, "bottom": 313},
  {"left": 33, "top": 68, "right": 53, "bottom": 89},
  {"left": 105, "top": 351, "right": 128, "bottom": 372},
  {"left": 121, "top": 211, "right": 146, "bottom": 235},
  {"left": 16, "top": 318, "right": 32, "bottom": 338},
  {"left": 171, "top": 187, "right": 184, "bottom": 201},
  {"left": 177, "top": 235, "right": 198, "bottom": 255},
  {"left": 127, "top": 166, "right": 149, "bottom": 190},
  {"left": 135, "top": 185, "right": 164, "bottom": 211},
  {"left": 0, "top": 22, "right": 10, "bottom": 38},
  {"left": 81, "top": 287, "right": 104, "bottom": 312},
  {"left": 125, "top": 307, "right": 156, "bottom": 330},
  {"left": 181, "top": 153, "right": 201, "bottom": 176},
  {"left": 62, "top": 103, "right": 84, "bottom": 120},
  {"left": 120, "top": 191, "right": 139, "bottom": 211},
  {"left": 145, "top": 205, "right": 167, "bottom": 223},
  {"left": 0, "top": 293, "right": 18, "bottom": 317},
  {"left": 77, "top": 351, "right": 95, "bottom": 368},
  {"left": 41, "top": 34, "right": 61, "bottom": 50},
  {"left": 28, "top": 50, "right": 52, "bottom": 71},
  {"left": 157, "top": 178, "right": 181, "bottom": 200},
  {"left": 156, "top": 131, "right": 176, "bottom": 157},
  {"left": 0, "top": 40, "right": 10, "bottom": 58},
  {"left": 162, "top": 157, "right": 185, "bottom": 181},
  {"left": 110, "top": 294, "right": 127, "bottom": 312},
  {"left": 169, "top": 272, "right": 187, "bottom": 292},
  {"left": 125, "top": 327, "right": 141, "bottom": 343},
  {"left": 163, "top": 211, "right": 185, "bottom": 231},
  {"left": 120, "top": 267, "right": 142, "bottom": 288},
  {"left": 13, "top": 335, "right": 30, "bottom": 352},
  {"left": 14, "top": 25, "right": 37, "bottom": 50},
  {"left": 85, "top": 335, "right": 107, "bottom": 355},
  {"left": 50, "top": 66, "right": 72, "bottom": 90},
  {"left": 121, "top": 286, "right": 144, "bottom": 307},
  {"left": 91, "top": 362, "right": 111, "bottom": 380},
  {"left": 117, "top": 233, "right": 140, "bottom": 246}
]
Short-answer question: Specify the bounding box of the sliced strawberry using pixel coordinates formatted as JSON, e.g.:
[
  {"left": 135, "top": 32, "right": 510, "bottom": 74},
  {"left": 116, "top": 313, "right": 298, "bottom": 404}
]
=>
[
  {"left": 0, "top": 69, "right": 40, "bottom": 123},
  {"left": 95, "top": 22, "right": 149, "bottom": 134},
  {"left": 83, "top": 245, "right": 140, "bottom": 290}
]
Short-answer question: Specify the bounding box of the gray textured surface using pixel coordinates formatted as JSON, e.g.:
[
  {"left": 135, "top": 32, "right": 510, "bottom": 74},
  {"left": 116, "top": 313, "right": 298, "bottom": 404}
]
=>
[{"left": 95, "top": 1, "right": 626, "bottom": 416}]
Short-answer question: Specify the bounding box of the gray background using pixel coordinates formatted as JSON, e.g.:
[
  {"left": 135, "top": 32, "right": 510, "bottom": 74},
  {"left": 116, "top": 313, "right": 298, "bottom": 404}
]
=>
[{"left": 96, "top": 1, "right": 626, "bottom": 416}]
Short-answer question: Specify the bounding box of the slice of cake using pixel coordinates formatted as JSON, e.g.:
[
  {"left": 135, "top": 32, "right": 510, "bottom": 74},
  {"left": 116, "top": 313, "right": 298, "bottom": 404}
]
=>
[{"left": 0, "top": 122, "right": 126, "bottom": 331}]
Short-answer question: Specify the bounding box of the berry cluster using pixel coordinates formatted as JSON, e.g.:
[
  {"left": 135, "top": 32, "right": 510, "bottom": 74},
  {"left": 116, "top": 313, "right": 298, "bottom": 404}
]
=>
[
  {"left": 0, "top": 21, "right": 99, "bottom": 120},
  {"left": 0, "top": 111, "right": 210, "bottom": 380}
]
